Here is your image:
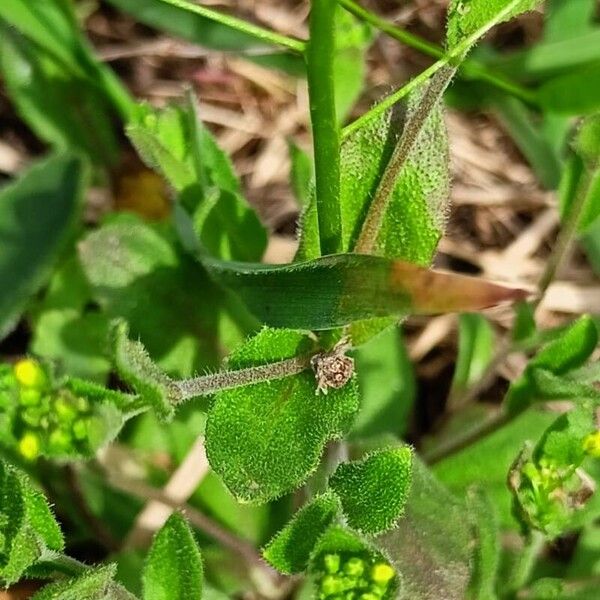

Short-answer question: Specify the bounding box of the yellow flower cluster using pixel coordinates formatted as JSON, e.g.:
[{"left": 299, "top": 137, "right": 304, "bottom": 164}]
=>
[
  {"left": 5, "top": 359, "right": 95, "bottom": 460},
  {"left": 318, "top": 553, "right": 396, "bottom": 600}
]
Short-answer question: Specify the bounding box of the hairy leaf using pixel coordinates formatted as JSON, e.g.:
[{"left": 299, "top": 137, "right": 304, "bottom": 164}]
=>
[
  {"left": 330, "top": 447, "right": 413, "bottom": 534},
  {"left": 376, "top": 459, "right": 472, "bottom": 600},
  {"left": 143, "top": 513, "right": 203, "bottom": 600},
  {"left": 0, "top": 153, "right": 85, "bottom": 339},
  {"left": 206, "top": 252, "right": 527, "bottom": 331},
  {"left": 298, "top": 95, "right": 449, "bottom": 263},
  {"left": 0, "top": 460, "right": 64, "bottom": 585},
  {"left": 205, "top": 328, "right": 359, "bottom": 503},
  {"left": 127, "top": 96, "right": 266, "bottom": 262},
  {"left": 466, "top": 487, "right": 501, "bottom": 600},
  {"left": 32, "top": 564, "right": 137, "bottom": 600},
  {"left": 446, "top": 0, "right": 543, "bottom": 51},
  {"left": 506, "top": 316, "right": 598, "bottom": 414},
  {"left": 111, "top": 320, "right": 174, "bottom": 421},
  {"left": 262, "top": 493, "right": 340, "bottom": 574},
  {"left": 78, "top": 215, "right": 250, "bottom": 377}
]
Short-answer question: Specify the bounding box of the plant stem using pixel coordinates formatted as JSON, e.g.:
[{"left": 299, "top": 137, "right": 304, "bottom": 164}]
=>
[
  {"left": 354, "top": 66, "right": 455, "bottom": 253},
  {"left": 507, "top": 531, "right": 545, "bottom": 595},
  {"left": 306, "top": 0, "right": 343, "bottom": 256},
  {"left": 343, "top": 0, "right": 526, "bottom": 138},
  {"left": 155, "top": 0, "right": 305, "bottom": 53},
  {"left": 338, "top": 0, "right": 536, "bottom": 105},
  {"left": 171, "top": 355, "right": 312, "bottom": 402}
]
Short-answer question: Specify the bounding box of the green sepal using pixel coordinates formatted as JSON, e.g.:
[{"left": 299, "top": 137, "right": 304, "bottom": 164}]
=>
[
  {"left": 31, "top": 564, "right": 138, "bottom": 600},
  {"left": 205, "top": 328, "right": 359, "bottom": 503},
  {"left": 111, "top": 320, "right": 175, "bottom": 422},
  {"left": 329, "top": 447, "right": 413, "bottom": 535},
  {"left": 262, "top": 492, "right": 340, "bottom": 574},
  {"left": 142, "top": 513, "right": 203, "bottom": 600}
]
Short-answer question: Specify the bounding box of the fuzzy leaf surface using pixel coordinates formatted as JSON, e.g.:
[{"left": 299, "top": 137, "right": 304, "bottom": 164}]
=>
[
  {"left": 376, "top": 459, "right": 472, "bottom": 600},
  {"left": 205, "top": 328, "right": 359, "bottom": 503},
  {"left": 32, "top": 564, "right": 137, "bottom": 600},
  {"left": 127, "top": 97, "right": 266, "bottom": 262},
  {"left": 330, "top": 447, "right": 413, "bottom": 534},
  {"left": 446, "top": 0, "right": 543, "bottom": 51},
  {"left": 78, "top": 215, "right": 249, "bottom": 377},
  {"left": 298, "top": 96, "right": 449, "bottom": 263},
  {"left": 262, "top": 493, "right": 340, "bottom": 574},
  {"left": 466, "top": 487, "right": 501, "bottom": 600},
  {"left": 0, "top": 153, "right": 84, "bottom": 338},
  {"left": 0, "top": 460, "right": 64, "bottom": 585},
  {"left": 142, "top": 513, "right": 203, "bottom": 600},
  {"left": 505, "top": 315, "right": 598, "bottom": 414},
  {"left": 205, "top": 253, "right": 526, "bottom": 330}
]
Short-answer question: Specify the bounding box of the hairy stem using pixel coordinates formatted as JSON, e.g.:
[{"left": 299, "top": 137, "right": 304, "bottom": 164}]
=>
[
  {"left": 306, "top": 0, "right": 342, "bottom": 255},
  {"left": 155, "top": 0, "right": 305, "bottom": 53},
  {"left": 171, "top": 355, "right": 312, "bottom": 403},
  {"left": 343, "top": 0, "right": 525, "bottom": 138},
  {"left": 354, "top": 66, "right": 455, "bottom": 254},
  {"left": 338, "top": 0, "right": 536, "bottom": 105}
]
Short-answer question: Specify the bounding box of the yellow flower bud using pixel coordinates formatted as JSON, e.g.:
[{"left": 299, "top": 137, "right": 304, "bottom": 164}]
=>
[
  {"left": 583, "top": 431, "right": 600, "bottom": 458},
  {"left": 14, "top": 359, "right": 46, "bottom": 389},
  {"left": 18, "top": 432, "right": 40, "bottom": 461},
  {"left": 370, "top": 564, "right": 394, "bottom": 585}
]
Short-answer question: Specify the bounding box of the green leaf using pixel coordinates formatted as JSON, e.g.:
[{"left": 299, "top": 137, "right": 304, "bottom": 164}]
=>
[
  {"left": 505, "top": 315, "right": 598, "bottom": 414},
  {"left": 0, "top": 459, "right": 64, "bottom": 585},
  {"left": 32, "top": 564, "right": 138, "bottom": 600},
  {"left": 329, "top": 447, "right": 413, "bottom": 534},
  {"left": 538, "top": 62, "right": 600, "bottom": 115},
  {"left": 434, "top": 407, "right": 557, "bottom": 528},
  {"left": 450, "top": 313, "right": 494, "bottom": 402},
  {"left": 206, "top": 253, "right": 526, "bottom": 331},
  {"left": 288, "top": 140, "right": 313, "bottom": 206},
  {"left": 78, "top": 215, "right": 249, "bottom": 377},
  {"left": 544, "top": 0, "right": 596, "bottom": 44},
  {"left": 376, "top": 458, "right": 472, "bottom": 600},
  {"left": 0, "top": 27, "right": 119, "bottom": 166},
  {"left": 513, "top": 301, "right": 537, "bottom": 343},
  {"left": 492, "top": 95, "right": 562, "bottom": 189},
  {"left": 142, "top": 513, "right": 203, "bottom": 600},
  {"left": 352, "top": 325, "right": 415, "bottom": 438},
  {"left": 0, "top": 0, "right": 85, "bottom": 75},
  {"left": 333, "top": 7, "right": 372, "bottom": 120},
  {"left": 491, "top": 31, "right": 600, "bottom": 79},
  {"left": 205, "top": 328, "right": 359, "bottom": 503},
  {"left": 310, "top": 526, "right": 399, "bottom": 600},
  {"left": 104, "top": 0, "right": 304, "bottom": 75},
  {"left": 0, "top": 153, "right": 85, "bottom": 339},
  {"left": 128, "top": 97, "right": 266, "bottom": 262},
  {"left": 298, "top": 94, "right": 449, "bottom": 264},
  {"left": 466, "top": 487, "right": 501, "bottom": 600},
  {"left": 262, "top": 493, "right": 340, "bottom": 574},
  {"left": 111, "top": 320, "right": 174, "bottom": 421},
  {"left": 446, "top": 0, "right": 543, "bottom": 51}
]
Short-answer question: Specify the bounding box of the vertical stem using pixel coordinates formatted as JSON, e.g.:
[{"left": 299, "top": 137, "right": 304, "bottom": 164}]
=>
[{"left": 307, "top": 0, "right": 342, "bottom": 256}]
